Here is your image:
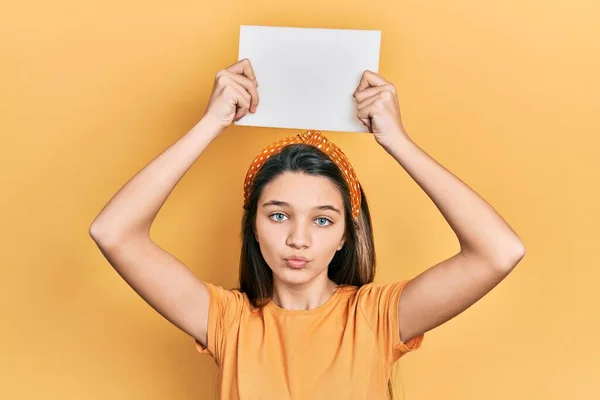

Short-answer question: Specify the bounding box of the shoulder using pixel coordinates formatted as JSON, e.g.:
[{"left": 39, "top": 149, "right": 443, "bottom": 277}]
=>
[
  {"left": 355, "top": 280, "right": 411, "bottom": 304},
  {"left": 202, "top": 282, "right": 254, "bottom": 316},
  {"left": 352, "top": 280, "right": 412, "bottom": 328},
  {"left": 353, "top": 280, "right": 424, "bottom": 361},
  {"left": 336, "top": 280, "right": 410, "bottom": 317}
]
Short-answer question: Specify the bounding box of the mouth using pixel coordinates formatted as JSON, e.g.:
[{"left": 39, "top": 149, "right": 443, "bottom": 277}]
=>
[{"left": 284, "top": 259, "right": 308, "bottom": 269}]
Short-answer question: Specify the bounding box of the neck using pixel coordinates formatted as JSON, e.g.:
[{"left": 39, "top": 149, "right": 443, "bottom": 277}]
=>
[{"left": 271, "top": 277, "right": 339, "bottom": 311}]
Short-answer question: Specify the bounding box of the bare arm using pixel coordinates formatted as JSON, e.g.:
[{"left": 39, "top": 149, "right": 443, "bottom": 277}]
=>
[
  {"left": 89, "top": 117, "right": 223, "bottom": 345},
  {"left": 89, "top": 58, "right": 259, "bottom": 347},
  {"left": 89, "top": 117, "right": 222, "bottom": 241},
  {"left": 352, "top": 69, "right": 525, "bottom": 344},
  {"left": 384, "top": 137, "right": 526, "bottom": 343},
  {"left": 383, "top": 137, "right": 525, "bottom": 267}
]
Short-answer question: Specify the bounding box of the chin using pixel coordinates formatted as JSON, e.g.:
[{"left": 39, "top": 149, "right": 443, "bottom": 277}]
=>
[{"left": 275, "top": 265, "right": 321, "bottom": 286}]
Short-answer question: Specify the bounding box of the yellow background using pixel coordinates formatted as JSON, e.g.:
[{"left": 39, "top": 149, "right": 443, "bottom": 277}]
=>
[{"left": 2, "top": 0, "right": 598, "bottom": 399}]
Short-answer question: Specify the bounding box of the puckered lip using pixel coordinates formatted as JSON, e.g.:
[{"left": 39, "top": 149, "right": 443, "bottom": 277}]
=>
[{"left": 284, "top": 255, "right": 309, "bottom": 262}]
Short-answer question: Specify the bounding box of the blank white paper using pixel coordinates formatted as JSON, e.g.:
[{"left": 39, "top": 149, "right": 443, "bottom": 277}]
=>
[{"left": 235, "top": 25, "right": 381, "bottom": 133}]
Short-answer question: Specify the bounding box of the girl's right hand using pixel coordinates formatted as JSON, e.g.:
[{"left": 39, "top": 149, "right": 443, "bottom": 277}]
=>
[{"left": 202, "top": 58, "right": 260, "bottom": 130}]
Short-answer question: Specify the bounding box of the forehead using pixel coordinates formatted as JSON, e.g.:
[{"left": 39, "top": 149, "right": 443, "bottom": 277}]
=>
[{"left": 259, "top": 172, "right": 343, "bottom": 208}]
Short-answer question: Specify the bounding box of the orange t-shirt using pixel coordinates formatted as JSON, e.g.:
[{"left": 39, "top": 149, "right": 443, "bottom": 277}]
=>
[{"left": 195, "top": 280, "right": 424, "bottom": 399}]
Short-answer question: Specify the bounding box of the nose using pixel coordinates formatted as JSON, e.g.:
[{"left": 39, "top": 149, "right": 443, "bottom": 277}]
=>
[{"left": 285, "top": 220, "right": 311, "bottom": 249}]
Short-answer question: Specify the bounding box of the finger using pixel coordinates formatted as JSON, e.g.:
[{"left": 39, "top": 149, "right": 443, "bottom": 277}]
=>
[
  {"left": 356, "top": 101, "right": 373, "bottom": 131},
  {"left": 355, "top": 70, "right": 388, "bottom": 93},
  {"left": 353, "top": 84, "right": 388, "bottom": 103},
  {"left": 217, "top": 74, "right": 252, "bottom": 106},
  {"left": 357, "top": 95, "right": 379, "bottom": 115},
  {"left": 230, "top": 84, "right": 252, "bottom": 121},
  {"left": 218, "top": 69, "right": 259, "bottom": 112},
  {"left": 227, "top": 58, "right": 258, "bottom": 83}
]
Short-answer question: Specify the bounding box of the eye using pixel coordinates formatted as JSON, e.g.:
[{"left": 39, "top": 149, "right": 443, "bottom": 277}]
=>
[
  {"left": 316, "top": 217, "right": 333, "bottom": 226},
  {"left": 268, "top": 213, "right": 333, "bottom": 227},
  {"left": 270, "top": 212, "right": 288, "bottom": 222}
]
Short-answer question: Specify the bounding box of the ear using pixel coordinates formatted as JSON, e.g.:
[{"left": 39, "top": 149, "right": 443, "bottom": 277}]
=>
[{"left": 337, "top": 239, "right": 345, "bottom": 251}]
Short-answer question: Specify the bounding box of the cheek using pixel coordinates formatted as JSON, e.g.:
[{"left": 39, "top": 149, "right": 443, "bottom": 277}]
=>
[
  {"left": 256, "top": 219, "right": 277, "bottom": 243},
  {"left": 255, "top": 221, "right": 280, "bottom": 258}
]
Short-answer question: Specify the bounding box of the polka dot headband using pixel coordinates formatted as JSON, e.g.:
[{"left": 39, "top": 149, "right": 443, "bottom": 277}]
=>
[{"left": 243, "top": 130, "right": 362, "bottom": 220}]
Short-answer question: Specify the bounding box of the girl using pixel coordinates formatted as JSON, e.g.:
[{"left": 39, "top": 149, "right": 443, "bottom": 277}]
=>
[{"left": 90, "top": 58, "right": 525, "bottom": 399}]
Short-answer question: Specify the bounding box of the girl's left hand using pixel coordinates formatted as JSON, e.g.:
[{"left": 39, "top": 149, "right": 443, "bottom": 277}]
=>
[{"left": 353, "top": 70, "right": 411, "bottom": 147}]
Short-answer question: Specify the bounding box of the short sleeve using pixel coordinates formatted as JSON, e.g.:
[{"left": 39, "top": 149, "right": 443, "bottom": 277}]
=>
[
  {"left": 357, "top": 279, "right": 424, "bottom": 366},
  {"left": 194, "top": 282, "right": 245, "bottom": 364}
]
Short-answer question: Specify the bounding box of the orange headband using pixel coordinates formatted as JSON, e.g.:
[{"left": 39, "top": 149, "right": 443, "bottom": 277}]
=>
[{"left": 243, "top": 130, "right": 361, "bottom": 220}]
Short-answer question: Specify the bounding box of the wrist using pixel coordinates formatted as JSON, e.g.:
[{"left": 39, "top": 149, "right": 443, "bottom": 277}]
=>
[
  {"left": 196, "top": 115, "right": 226, "bottom": 136},
  {"left": 379, "top": 131, "right": 413, "bottom": 152}
]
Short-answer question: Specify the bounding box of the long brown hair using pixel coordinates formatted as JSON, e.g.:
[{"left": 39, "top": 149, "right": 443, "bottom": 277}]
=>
[{"left": 234, "top": 143, "right": 399, "bottom": 399}]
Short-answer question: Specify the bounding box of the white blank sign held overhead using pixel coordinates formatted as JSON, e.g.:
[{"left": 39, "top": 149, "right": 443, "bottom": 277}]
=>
[{"left": 235, "top": 25, "right": 381, "bottom": 133}]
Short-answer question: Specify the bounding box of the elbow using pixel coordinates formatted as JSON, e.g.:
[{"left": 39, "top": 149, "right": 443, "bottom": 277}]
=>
[
  {"left": 494, "top": 242, "right": 526, "bottom": 270},
  {"left": 89, "top": 223, "right": 115, "bottom": 247},
  {"left": 89, "top": 223, "right": 125, "bottom": 248},
  {"left": 89, "top": 218, "right": 111, "bottom": 240},
  {"left": 89, "top": 222, "right": 148, "bottom": 248},
  {"left": 89, "top": 223, "right": 102, "bottom": 241},
  {"left": 463, "top": 241, "right": 526, "bottom": 271}
]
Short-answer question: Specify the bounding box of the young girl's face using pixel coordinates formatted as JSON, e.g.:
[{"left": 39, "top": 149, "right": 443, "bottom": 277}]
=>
[{"left": 254, "top": 172, "right": 347, "bottom": 287}]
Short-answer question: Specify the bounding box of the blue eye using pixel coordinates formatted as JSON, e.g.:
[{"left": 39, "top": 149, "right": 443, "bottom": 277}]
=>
[
  {"left": 316, "top": 218, "right": 332, "bottom": 226},
  {"left": 271, "top": 213, "right": 287, "bottom": 222},
  {"left": 269, "top": 213, "right": 333, "bottom": 226}
]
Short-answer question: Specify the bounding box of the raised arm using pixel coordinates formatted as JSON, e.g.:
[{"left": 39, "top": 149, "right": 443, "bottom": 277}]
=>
[
  {"left": 388, "top": 137, "right": 525, "bottom": 343},
  {"left": 89, "top": 59, "right": 259, "bottom": 347},
  {"left": 89, "top": 117, "right": 222, "bottom": 346},
  {"left": 352, "top": 70, "right": 525, "bottom": 344}
]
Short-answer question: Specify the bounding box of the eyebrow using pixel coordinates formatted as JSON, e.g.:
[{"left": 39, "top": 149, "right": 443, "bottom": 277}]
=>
[{"left": 262, "top": 200, "right": 341, "bottom": 215}]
